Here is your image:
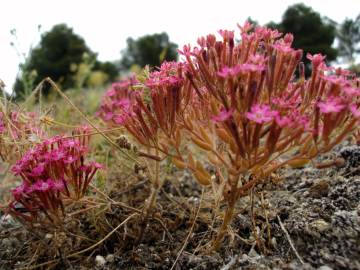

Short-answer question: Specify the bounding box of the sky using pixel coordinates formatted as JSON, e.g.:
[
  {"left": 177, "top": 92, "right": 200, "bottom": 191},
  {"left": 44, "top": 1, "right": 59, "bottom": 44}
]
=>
[{"left": 0, "top": 0, "right": 359, "bottom": 93}]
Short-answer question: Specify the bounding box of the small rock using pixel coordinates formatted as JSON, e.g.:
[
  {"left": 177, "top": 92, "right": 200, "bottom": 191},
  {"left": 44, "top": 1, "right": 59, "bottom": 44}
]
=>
[
  {"left": 318, "top": 265, "right": 333, "bottom": 270},
  {"left": 310, "top": 219, "right": 330, "bottom": 232},
  {"left": 106, "top": 254, "right": 114, "bottom": 263},
  {"left": 248, "top": 248, "right": 259, "bottom": 258},
  {"left": 238, "top": 254, "right": 249, "bottom": 265},
  {"left": 270, "top": 237, "right": 277, "bottom": 248},
  {"left": 340, "top": 145, "right": 360, "bottom": 167},
  {"left": 309, "top": 180, "right": 329, "bottom": 198},
  {"left": 95, "top": 255, "right": 106, "bottom": 267},
  {"left": 0, "top": 215, "right": 15, "bottom": 228}
]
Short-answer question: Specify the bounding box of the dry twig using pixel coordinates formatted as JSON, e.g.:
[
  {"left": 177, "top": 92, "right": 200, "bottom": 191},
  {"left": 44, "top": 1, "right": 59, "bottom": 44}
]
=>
[
  {"left": 277, "top": 215, "right": 304, "bottom": 264},
  {"left": 170, "top": 188, "right": 204, "bottom": 270}
]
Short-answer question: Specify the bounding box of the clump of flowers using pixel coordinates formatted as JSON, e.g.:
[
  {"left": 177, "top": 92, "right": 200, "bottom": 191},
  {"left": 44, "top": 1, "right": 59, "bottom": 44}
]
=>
[
  {"left": 99, "top": 22, "right": 359, "bottom": 249},
  {"left": 97, "top": 77, "right": 138, "bottom": 126},
  {"left": 7, "top": 127, "right": 103, "bottom": 226}
]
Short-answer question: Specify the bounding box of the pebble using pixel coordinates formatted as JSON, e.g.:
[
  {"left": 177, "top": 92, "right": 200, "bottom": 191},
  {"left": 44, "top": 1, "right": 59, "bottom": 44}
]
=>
[
  {"left": 310, "top": 219, "right": 330, "bottom": 232},
  {"left": 106, "top": 254, "right": 115, "bottom": 263},
  {"left": 95, "top": 255, "right": 106, "bottom": 267},
  {"left": 318, "top": 265, "right": 333, "bottom": 270},
  {"left": 45, "top": 233, "right": 53, "bottom": 239},
  {"left": 248, "top": 248, "right": 259, "bottom": 258},
  {"left": 309, "top": 180, "right": 329, "bottom": 198}
]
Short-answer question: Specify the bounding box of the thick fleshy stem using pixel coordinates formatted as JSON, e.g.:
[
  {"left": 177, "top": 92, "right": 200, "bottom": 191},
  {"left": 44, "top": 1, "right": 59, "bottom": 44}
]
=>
[
  {"left": 135, "top": 147, "right": 161, "bottom": 245},
  {"left": 212, "top": 199, "right": 236, "bottom": 251},
  {"left": 135, "top": 184, "right": 160, "bottom": 245}
]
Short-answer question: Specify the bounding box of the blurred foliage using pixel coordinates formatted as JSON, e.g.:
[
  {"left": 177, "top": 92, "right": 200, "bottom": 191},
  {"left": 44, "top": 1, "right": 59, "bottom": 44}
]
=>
[
  {"left": 267, "top": 3, "right": 338, "bottom": 75},
  {"left": 14, "top": 24, "right": 118, "bottom": 99},
  {"left": 336, "top": 14, "right": 360, "bottom": 65},
  {"left": 93, "top": 61, "right": 118, "bottom": 82},
  {"left": 119, "top": 32, "right": 178, "bottom": 71},
  {"left": 349, "top": 63, "right": 360, "bottom": 76},
  {"left": 87, "top": 71, "right": 109, "bottom": 88},
  {"left": 14, "top": 24, "right": 92, "bottom": 97},
  {"left": 0, "top": 80, "right": 10, "bottom": 100}
]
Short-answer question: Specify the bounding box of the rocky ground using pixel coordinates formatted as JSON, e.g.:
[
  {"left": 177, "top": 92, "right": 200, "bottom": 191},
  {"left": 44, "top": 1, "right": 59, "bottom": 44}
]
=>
[{"left": 1, "top": 142, "right": 359, "bottom": 270}]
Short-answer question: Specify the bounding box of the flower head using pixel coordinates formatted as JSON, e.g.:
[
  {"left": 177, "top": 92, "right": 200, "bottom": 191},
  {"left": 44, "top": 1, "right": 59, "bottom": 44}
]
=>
[
  {"left": 343, "top": 86, "right": 360, "bottom": 97},
  {"left": 349, "top": 104, "right": 360, "bottom": 118},
  {"left": 307, "top": 53, "right": 326, "bottom": 69},
  {"left": 317, "top": 97, "right": 346, "bottom": 113},
  {"left": 217, "top": 65, "right": 241, "bottom": 78},
  {"left": 146, "top": 61, "right": 184, "bottom": 89},
  {"left": 211, "top": 108, "right": 234, "bottom": 122},
  {"left": 246, "top": 105, "right": 278, "bottom": 124},
  {"left": 33, "top": 180, "right": 53, "bottom": 192}
]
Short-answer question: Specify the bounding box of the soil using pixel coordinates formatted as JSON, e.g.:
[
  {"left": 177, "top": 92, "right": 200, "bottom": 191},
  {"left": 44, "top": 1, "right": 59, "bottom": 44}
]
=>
[{"left": 1, "top": 141, "right": 359, "bottom": 270}]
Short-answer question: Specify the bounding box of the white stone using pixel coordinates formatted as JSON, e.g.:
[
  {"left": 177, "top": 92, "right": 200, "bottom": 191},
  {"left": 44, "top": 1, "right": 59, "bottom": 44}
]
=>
[
  {"left": 106, "top": 254, "right": 115, "bottom": 263},
  {"left": 95, "top": 255, "right": 106, "bottom": 266}
]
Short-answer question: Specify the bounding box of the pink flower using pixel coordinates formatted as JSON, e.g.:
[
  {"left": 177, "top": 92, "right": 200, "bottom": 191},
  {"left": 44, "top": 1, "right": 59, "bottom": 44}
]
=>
[
  {"left": 63, "top": 155, "right": 77, "bottom": 164},
  {"left": 237, "top": 21, "right": 253, "bottom": 33},
  {"left": 31, "top": 163, "right": 45, "bottom": 176},
  {"left": 239, "top": 63, "right": 266, "bottom": 72},
  {"left": 197, "top": 36, "right": 206, "bottom": 48},
  {"left": 45, "top": 150, "right": 66, "bottom": 161},
  {"left": 246, "top": 104, "right": 278, "bottom": 124},
  {"left": 343, "top": 86, "right": 360, "bottom": 97},
  {"left": 116, "top": 98, "right": 131, "bottom": 108},
  {"left": 103, "top": 112, "right": 113, "bottom": 121},
  {"left": 178, "top": 44, "right": 193, "bottom": 57},
  {"left": 317, "top": 98, "right": 346, "bottom": 113},
  {"left": 275, "top": 111, "right": 310, "bottom": 130},
  {"left": 275, "top": 115, "right": 292, "bottom": 128},
  {"left": 206, "top": 34, "right": 216, "bottom": 46},
  {"left": 283, "top": 33, "right": 294, "bottom": 45},
  {"left": 349, "top": 104, "right": 360, "bottom": 118},
  {"left": 11, "top": 163, "right": 24, "bottom": 175},
  {"left": 146, "top": 62, "right": 184, "bottom": 88},
  {"left": 272, "top": 43, "right": 294, "bottom": 54},
  {"left": 271, "top": 94, "right": 301, "bottom": 109},
  {"left": 218, "top": 29, "right": 234, "bottom": 41},
  {"left": 105, "top": 88, "right": 116, "bottom": 97},
  {"left": 90, "top": 162, "right": 104, "bottom": 169},
  {"left": 211, "top": 108, "right": 234, "bottom": 122},
  {"left": 322, "top": 75, "right": 346, "bottom": 86},
  {"left": 11, "top": 183, "right": 28, "bottom": 199},
  {"left": 217, "top": 65, "right": 241, "bottom": 78},
  {"left": 33, "top": 180, "right": 53, "bottom": 192},
  {"left": 50, "top": 179, "right": 64, "bottom": 191},
  {"left": 307, "top": 53, "right": 326, "bottom": 68}
]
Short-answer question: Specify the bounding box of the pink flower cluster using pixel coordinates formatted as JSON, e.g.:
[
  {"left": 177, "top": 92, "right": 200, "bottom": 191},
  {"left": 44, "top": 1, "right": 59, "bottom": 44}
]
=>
[
  {"left": 146, "top": 61, "right": 184, "bottom": 89},
  {"left": 246, "top": 105, "right": 278, "bottom": 124},
  {"left": 8, "top": 127, "right": 103, "bottom": 224},
  {"left": 97, "top": 78, "right": 138, "bottom": 125},
  {"left": 99, "top": 21, "right": 360, "bottom": 164}
]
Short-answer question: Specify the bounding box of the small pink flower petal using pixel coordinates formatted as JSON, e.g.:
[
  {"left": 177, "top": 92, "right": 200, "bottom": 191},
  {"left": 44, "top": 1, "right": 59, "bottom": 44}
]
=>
[{"left": 211, "top": 108, "right": 234, "bottom": 122}]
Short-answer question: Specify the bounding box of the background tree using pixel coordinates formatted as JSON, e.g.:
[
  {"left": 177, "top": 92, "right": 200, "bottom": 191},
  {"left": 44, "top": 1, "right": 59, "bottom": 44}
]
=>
[
  {"left": 336, "top": 15, "right": 360, "bottom": 65},
  {"left": 93, "top": 60, "right": 118, "bottom": 82},
  {"left": 15, "top": 24, "right": 92, "bottom": 97},
  {"left": 14, "top": 24, "right": 119, "bottom": 98},
  {"left": 119, "top": 32, "right": 178, "bottom": 71},
  {"left": 269, "top": 3, "right": 338, "bottom": 75}
]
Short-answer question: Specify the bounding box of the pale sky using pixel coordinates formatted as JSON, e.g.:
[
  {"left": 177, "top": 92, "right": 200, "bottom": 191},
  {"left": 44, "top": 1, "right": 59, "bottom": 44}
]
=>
[{"left": 0, "top": 0, "right": 359, "bottom": 93}]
